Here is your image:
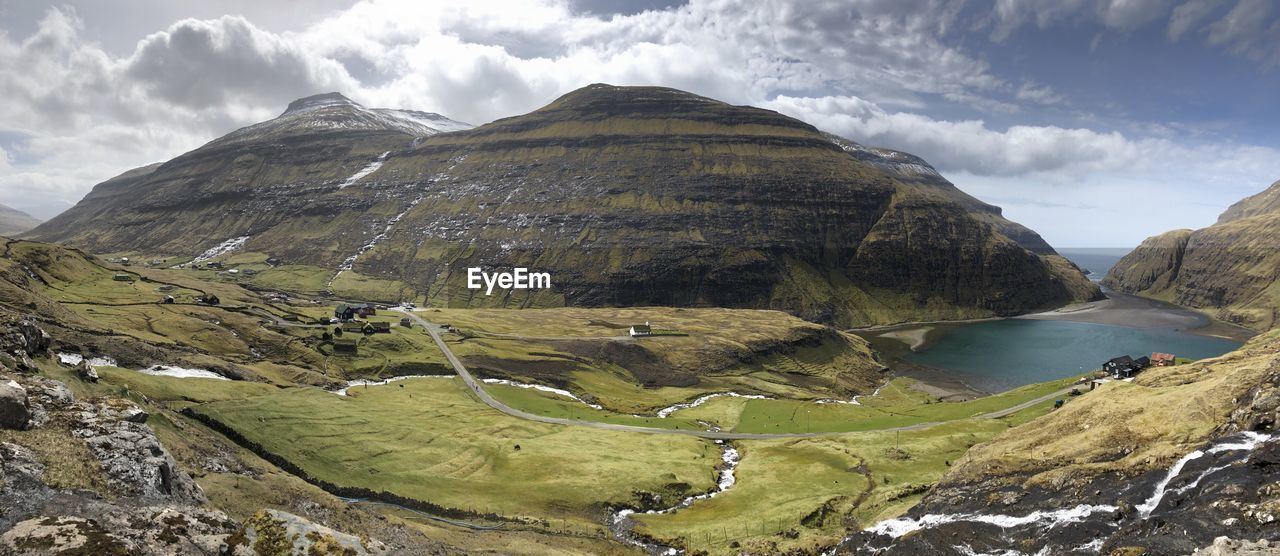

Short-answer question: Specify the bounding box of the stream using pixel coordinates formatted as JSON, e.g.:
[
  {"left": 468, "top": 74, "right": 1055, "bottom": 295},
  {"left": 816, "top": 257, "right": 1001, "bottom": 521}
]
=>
[
  {"left": 480, "top": 378, "right": 604, "bottom": 409},
  {"left": 610, "top": 440, "right": 742, "bottom": 555},
  {"left": 857, "top": 431, "right": 1275, "bottom": 553},
  {"left": 654, "top": 392, "right": 771, "bottom": 418},
  {"left": 332, "top": 374, "right": 454, "bottom": 396},
  {"left": 57, "top": 353, "right": 229, "bottom": 380}
]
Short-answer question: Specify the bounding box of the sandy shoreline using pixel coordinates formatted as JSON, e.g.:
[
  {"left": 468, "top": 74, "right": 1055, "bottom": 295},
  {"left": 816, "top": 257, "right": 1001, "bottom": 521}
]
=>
[{"left": 1016, "top": 289, "right": 1256, "bottom": 342}]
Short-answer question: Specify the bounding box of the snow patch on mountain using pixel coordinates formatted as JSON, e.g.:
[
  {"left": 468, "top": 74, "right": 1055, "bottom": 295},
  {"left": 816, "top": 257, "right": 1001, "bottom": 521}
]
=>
[
  {"left": 213, "top": 93, "right": 472, "bottom": 146},
  {"left": 338, "top": 152, "right": 390, "bottom": 188},
  {"left": 824, "top": 132, "right": 942, "bottom": 179}
]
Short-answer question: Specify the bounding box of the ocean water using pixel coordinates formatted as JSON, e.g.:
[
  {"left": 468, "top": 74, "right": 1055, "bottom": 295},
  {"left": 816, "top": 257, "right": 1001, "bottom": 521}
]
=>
[
  {"left": 1057, "top": 248, "right": 1133, "bottom": 282},
  {"left": 903, "top": 319, "right": 1241, "bottom": 392}
]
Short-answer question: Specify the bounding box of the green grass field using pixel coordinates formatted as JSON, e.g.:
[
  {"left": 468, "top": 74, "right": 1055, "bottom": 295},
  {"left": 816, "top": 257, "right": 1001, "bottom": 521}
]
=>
[
  {"left": 484, "top": 382, "right": 706, "bottom": 430},
  {"left": 190, "top": 378, "right": 721, "bottom": 528},
  {"left": 722, "top": 376, "right": 1079, "bottom": 434},
  {"left": 632, "top": 414, "right": 1051, "bottom": 554},
  {"left": 485, "top": 373, "right": 1081, "bottom": 435}
]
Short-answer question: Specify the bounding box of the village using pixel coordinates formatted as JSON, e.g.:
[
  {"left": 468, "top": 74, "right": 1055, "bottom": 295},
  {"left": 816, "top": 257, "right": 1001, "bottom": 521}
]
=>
[{"left": 1055, "top": 351, "right": 1180, "bottom": 408}]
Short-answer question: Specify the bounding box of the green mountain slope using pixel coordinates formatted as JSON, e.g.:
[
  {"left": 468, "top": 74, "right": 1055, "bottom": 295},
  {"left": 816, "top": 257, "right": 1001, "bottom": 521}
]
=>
[
  {"left": 28, "top": 84, "right": 1097, "bottom": 327},
  {"left": 1104, "top": 179, "right": 1280, "bottom": 330},
  {"left": 0, "top": 203, "right": 41, "bottom": 236}
]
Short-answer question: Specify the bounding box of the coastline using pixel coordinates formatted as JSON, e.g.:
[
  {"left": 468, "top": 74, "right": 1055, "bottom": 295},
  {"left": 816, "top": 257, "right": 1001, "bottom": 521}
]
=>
[
  {"left": 1017, "top": 289, "right": 1256, "bottom": 343},
  {"left": 851, "top": 289, "right": 1254, "bottom": 400}
]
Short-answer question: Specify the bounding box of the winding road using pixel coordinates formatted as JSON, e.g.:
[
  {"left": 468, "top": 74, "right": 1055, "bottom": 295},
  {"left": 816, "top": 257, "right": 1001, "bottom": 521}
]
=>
[{"left": 393, "top": 309, "right": 1077, "bottom": 440}]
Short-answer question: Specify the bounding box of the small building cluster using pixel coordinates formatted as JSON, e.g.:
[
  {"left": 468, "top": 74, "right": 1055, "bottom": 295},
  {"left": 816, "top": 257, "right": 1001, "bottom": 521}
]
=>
[
  {"left": 1103, "top": 352, "right": 1174, "bottom": 378},
  {"left": 629, "top": 322, "right": 652, "bottom": 337},
  {"left": 334, "top": 303, "right": 376, "bottom": 321}
]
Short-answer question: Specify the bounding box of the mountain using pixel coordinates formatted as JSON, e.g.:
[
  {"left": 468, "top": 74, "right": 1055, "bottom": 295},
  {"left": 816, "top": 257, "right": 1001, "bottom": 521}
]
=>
[
  {"left": 0, "top": 204, "right": 41, "bottom": 236},
  {"left": 27, "top": 84, "right": 1097, "bottom": 327},
  {"left": 209, "top": 92, "right": 472, "bottom": 148},
  {"left": 1104, "top": 179, "right": 1280, "bottom": 330}
]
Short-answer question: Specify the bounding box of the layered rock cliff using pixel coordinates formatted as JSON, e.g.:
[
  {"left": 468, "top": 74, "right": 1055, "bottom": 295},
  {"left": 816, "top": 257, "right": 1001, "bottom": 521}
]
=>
[
  {"left": 28, "top": 84, "right": 1097, "bottom": 326},
  {"left": 1104, "top": 180, "right": 1280, "bottom": 330}
]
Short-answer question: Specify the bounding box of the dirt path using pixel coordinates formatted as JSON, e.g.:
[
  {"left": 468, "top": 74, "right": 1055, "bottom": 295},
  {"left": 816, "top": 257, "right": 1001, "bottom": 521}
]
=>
[{"left": 394, "top": 309, "right": 1074, "bottom": 440}]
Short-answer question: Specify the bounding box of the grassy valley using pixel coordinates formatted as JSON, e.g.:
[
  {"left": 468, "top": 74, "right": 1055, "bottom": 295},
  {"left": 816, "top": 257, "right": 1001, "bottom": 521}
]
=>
[{"left": 0, "top": 236, "right": 1099, "bottom": 554}]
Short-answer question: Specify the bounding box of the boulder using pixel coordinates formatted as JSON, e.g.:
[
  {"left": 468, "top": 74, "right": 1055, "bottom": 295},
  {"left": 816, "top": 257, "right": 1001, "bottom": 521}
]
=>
[
  {"left": 16, "top": 321, "right": 51, "bottom": 355},
  {"left": 121, "top": 407, "right": 149, "bottom": 423},
  {"left": 14, "top": 353, "right": 35, "bottom": 374},
  {"left": 0, "top": 516, "right": 132, "bottom": 555},
  {"left": 0, "top": 379, "right": 30, "bottom": 430},
  {"left": 227, "top": 509, "right": 387, "bottom": 555},
  {"left": 0, "top": 506, "right": 238, "bottom": 556},
  {"left": 73, "top": 401, "right": 204, "bottom": 503},
  {"left": 1192, "top": 537, "right": 1277, "bottom": 556},
  {"left": 75, "top": 361, "right": 99, "bottom": 383}
]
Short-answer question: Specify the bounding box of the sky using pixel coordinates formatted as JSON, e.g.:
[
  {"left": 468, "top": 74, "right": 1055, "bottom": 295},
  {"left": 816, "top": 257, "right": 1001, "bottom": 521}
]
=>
[{"left": 2, "top": 0, "right": 1280, "bottom": 247}]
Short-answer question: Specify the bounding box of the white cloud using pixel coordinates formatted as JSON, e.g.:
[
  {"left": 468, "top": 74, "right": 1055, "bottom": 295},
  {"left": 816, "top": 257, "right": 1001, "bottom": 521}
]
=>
[
  {"left": 1014, "top": 81, "right": 1066, "bottom": 105},
  {"left": 1168, "top": 0, "right": 1225, "bottom": 39},
  {"left": 1205, "top": 0, "right": 1280, "bottom": 63},
  {"left": 764, "top": 92, "right": 1280, "bottom": 246},
  {"left": 989, "top": 0, "right": 1280, "bottom": 63},
  {"left": 764, "top": 94, "right": 1149, "bottom": 177},
  {"left": 125, "top": 15, "right": 358, "bottom": 111}
]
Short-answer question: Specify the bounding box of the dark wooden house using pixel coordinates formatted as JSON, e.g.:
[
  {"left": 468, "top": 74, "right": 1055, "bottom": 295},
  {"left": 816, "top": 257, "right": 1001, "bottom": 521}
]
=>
[
  {"left": 1104, "top": 355, "right": 1138, "bottom": 378},
  {"left": 335, "top": 303, "right": 356, "bottom": 321}
]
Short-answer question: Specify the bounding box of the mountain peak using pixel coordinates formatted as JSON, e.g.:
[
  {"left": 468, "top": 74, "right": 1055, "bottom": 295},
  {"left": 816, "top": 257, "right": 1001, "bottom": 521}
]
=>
[
  {"left": 543, "top": 83, "right": 723, "bottom": 112},
  {"left": 281, "top": 92, "right": 360, "bottom": 116},
  {"left": 203, "top": 93, "right": 471, "bottom": 148}
]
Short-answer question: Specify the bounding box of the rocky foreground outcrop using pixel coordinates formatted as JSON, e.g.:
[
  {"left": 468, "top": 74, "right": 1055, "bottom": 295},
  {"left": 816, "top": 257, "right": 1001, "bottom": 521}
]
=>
[
  {"left": 1105, "top": 179, "right": 1280, "bottom": 330},
  {"left": 28, "top": 85, "right": 1097, "bottom": 326},
  {"left": 842, "top": 331, "right": 1280, "bottom": 555},
  {"left": 0, "top": 319, "right": 387, "bottom": 555}
]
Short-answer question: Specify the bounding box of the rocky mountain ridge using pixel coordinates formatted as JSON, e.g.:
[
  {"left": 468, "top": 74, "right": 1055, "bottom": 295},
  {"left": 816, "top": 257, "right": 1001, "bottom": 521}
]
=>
[{"left": 28, "top": 84, "right": 1098, "bottom": 327}]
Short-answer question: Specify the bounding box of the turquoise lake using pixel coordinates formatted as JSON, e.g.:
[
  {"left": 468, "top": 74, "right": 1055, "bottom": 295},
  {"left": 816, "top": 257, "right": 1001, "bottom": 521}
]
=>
[{"left": 903, "top": 319, "right": 1242, "bottom": 392}]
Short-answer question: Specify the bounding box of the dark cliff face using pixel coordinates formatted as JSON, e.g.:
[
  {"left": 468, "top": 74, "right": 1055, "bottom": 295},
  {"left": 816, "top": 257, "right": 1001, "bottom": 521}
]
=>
[
  {"left": 1104, "top": 180, "right": 1280, "bottom": 330},
  {"left": 28, "top": 84, "right": 1096, "bottom": 326}
]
